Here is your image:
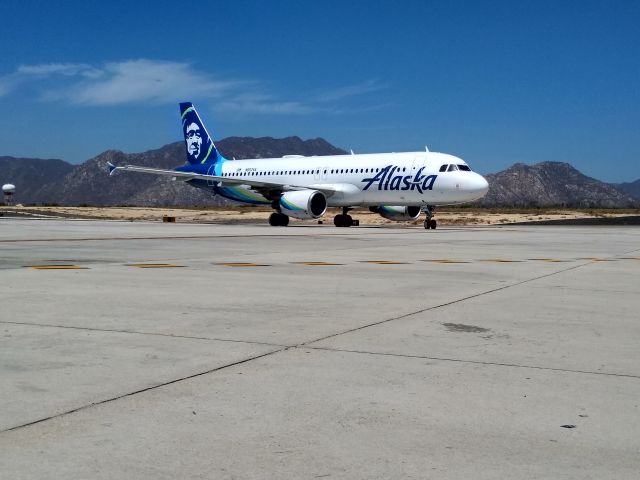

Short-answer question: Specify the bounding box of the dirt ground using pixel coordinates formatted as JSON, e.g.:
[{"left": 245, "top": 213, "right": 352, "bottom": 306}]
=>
[{"left": 3, "top": 205, "right": 640, "bottom": 226}]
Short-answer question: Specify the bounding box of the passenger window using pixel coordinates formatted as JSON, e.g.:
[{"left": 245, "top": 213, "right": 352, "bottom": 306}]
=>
[
  {"left": 447, "top": 164, "right": 459, "bottom": 172},
  {"left": 439, "top": 164, "right": 448, "bottom": 172}
]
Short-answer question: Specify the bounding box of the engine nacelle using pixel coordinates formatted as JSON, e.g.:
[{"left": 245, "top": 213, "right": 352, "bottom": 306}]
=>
[
  {"left": 280, "top": 190, "right": 327, "bottom": 220},
  {"left": 370, "top": 205, "right": 421, "bottom": 221}
]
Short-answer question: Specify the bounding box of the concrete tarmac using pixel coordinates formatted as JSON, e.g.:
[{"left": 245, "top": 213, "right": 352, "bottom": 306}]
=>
[{"left": 1, "top": 218, "right": 639, "bottom": 479}]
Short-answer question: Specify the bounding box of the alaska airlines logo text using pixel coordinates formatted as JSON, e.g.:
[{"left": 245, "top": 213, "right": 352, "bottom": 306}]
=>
[{"left": 362, "top": 166, "right": 437, "bottom": 193}]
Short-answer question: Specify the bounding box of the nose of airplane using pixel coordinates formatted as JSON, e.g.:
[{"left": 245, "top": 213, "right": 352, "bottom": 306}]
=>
[
  {"left": 478, "top": 174, "right": 489, "bottom": 195},
  {"left": 470, "top": 173, "right": 489, "bottom": 198}
]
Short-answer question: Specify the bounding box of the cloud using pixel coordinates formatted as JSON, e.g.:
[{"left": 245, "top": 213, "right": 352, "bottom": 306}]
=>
[
  {"left": 217, "top": 92, "right": 315, "bottom": 115},
  {"left": 0, "top": 59, "right": 238, "bottom": 106},
  {"left": 17, "top": 63, "right": 103, "bottom": 78},
  {"left": 42, "top": 59, "right": 236, "bottom": 106},
  {"left": 0, "top": 60, "right": 390, "bottom": 116},
  {"left": 316, "top": 79, "right": 385, "bottom": 102}
]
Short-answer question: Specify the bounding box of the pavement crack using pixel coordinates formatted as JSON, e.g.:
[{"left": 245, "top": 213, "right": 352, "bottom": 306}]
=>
[
  {"left": 306, "top": 346, "right": 640, "bottom": 380},
  {"left": 0, "top": 321, "right": 287, "bottom": 348},
  {"left": 300, "top": 261, "right": 591, "bottom": 347},
  {"left": 0, "top": 347, "right": 287, "bottom": 434}
]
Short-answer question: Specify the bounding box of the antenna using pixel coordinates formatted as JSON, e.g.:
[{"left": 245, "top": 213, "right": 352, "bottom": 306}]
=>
[
  {"left": 350, "top": 149, "right": 355, "bottom": 155},
  {"left": 425, "top": 146, "right": 430, "bottom": 152}
]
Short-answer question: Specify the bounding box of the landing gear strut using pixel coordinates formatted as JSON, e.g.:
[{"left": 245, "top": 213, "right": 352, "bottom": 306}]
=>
[
  {"left": 334, "top": 207, "right": 354, "bottom": 227},
  {"left": 423, "top": 205, "right": 437, "bottom": 230}
]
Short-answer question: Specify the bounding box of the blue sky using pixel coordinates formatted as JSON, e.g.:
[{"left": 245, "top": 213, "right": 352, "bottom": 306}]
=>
[{"left": 0, "top": 0, "right": 638, "bottom": 182}]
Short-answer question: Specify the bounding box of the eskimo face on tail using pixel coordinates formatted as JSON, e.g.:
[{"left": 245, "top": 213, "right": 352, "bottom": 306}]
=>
[
  {"left": 185, "top": 121, "right": 203, "bottom": 160},
  {"left": 179, "top": 102, "right": 221, "bottom": 165},
  {"left": 182, "top": 113, "right": 210, "bottom": 164}
]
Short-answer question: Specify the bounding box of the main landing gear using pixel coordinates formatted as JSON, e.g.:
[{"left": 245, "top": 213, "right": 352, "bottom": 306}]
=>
[
  {"left": 423, "top": 205, "right": 437, "bottom": 230},
  {"left": 269, "top": 212, "right": 289, "bottom": 226},
  {"left": 334, "top": 207, "right": 354, "bottom": 227},
  {"left": 269, "top": 199, "right": 290, "bottom": 227}
]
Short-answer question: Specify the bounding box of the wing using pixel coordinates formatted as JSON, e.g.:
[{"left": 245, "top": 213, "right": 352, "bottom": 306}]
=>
[{"left": 107, "top": 163, "right": 339, "bottom": 197}]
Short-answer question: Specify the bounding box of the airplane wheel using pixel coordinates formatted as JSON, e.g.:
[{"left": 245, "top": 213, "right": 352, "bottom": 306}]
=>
[
  {"left": 430, "top": 219, "right": 437, "bottom": 230},
  {"left": 344, "top": 215, "right": 354, "bottom": 227},
  {"left": 269, "top": 213, "right": 289, "bottom": 226},
  {"left": 334, "top": 214, "right": 353, "bottom": 227},
  {"left": 424, "top": 220, "right": 431, "bottom": 229}
]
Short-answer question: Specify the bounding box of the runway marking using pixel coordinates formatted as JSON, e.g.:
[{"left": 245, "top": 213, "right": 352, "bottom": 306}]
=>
[
  {"left": 478, "top": 259, "right": 522, "bottom": 263},
  {"left": 291, "top": 262, "right": 344, "bottom": 266},
  {"left": 217, "top": 262, "right": 271, "bottom": 267},
  {"left": 26, "top": 265, "right": 87, "bottom": 270},
  {"left": 126, "top": 263, "right": 184, "bottom": 268},
  {"left": 421, "top": 259, "right": 470, "bottom": 264},
  {"left": 528, "top": 258, "right": 569, "bottom": 262},
  {"left": 577, "top": 257, "right": 616, "bottom": 262},
  {"left": 360, "top": 260, "right": 410, "bottom": 265}
]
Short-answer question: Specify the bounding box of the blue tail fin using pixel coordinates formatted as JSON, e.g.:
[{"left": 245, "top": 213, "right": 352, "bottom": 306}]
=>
[{"left": 179, "top": 102, "right": 225, "bottom": 165}]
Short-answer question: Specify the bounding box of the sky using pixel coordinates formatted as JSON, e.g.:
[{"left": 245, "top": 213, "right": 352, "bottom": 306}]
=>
[{"left": 0, "top": 0, "right": 638, "bottom": 182}]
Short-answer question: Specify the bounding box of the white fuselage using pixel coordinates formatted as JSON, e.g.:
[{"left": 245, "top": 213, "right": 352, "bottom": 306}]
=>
[{"left": 213, "top": 151, "right": 489, "bottom": 207}]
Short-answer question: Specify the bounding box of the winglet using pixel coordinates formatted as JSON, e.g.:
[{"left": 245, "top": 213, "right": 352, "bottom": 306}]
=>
[{"left": 107, "top": 162, "right": 118, "bottom": 176}]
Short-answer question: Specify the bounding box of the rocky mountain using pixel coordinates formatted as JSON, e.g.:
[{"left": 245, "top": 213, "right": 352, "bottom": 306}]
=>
[
  {"left": 0, "top": 156, "right": 74, "bottom": 204},
  {"left": 478, "top": 162, "right": 637, "bottom": 208},
  {"left": 614, "top": 179, "right": 640, "bottom": 202},
  {"left": 3, "top": 142, "right": 638, "bottom": 208},
  {"left": 25, "top": 136, "right": 346, "bottom": 207}
]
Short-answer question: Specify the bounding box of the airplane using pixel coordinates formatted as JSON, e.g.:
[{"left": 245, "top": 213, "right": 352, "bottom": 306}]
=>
[{"left": 108, "top": 102, "right": 489, "bottom": 229}]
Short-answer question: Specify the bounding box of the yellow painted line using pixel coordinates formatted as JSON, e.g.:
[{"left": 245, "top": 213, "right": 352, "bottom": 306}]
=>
[
  {"left": 126, "top": 263, "right": 183, "bottom": 268},
  {"left": 421, "top": 259, "right": 470, "bottom": 264},
  {"left": 27, "top": 265, "right": 87, "bottom": 270},
  {"left": 527, "top": 258, "right": 569, "bottom": 262},
  {"left": 291, "top": 262, "right": 344, "bottom": 266},
  {"left": 217, "top": 263, "right": 270, "bottom": 267},
  {"left": 360, "top": 260, "right": 410, "bottom": 265},
  {"left": 478, "top": 259, "right": 522, "bottom": 263},
  {"left": 577, "top": 257, "right": 615, "bottom": 262}
]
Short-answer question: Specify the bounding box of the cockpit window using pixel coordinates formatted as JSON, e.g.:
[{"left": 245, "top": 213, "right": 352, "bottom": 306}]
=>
[
  {"left": 457, "top": 164, "right": 471, "bottom": 171},
  {"left": 439, "top": 164, "right": 448, "bottom": 172},
  {"left": 447, "top": 164, "right": 459, "bottom": 172}
]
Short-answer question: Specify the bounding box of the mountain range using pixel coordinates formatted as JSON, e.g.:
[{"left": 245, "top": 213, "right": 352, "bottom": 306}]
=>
[{"left": 1, "top": 138, "right": 638, "bottom": 208}]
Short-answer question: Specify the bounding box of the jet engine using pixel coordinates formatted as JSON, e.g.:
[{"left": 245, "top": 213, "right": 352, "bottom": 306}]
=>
[
  {"left": 370, "top": 205, "right": 421, "bottom": 221},
  {"left": 279, "top": 190, "right": 327, "bottom": 219}
]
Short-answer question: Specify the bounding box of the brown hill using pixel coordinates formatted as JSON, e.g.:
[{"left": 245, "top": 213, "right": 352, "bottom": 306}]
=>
[
  {"left": 478, "top": 162, "right": 637, "bottom": 208},
  {"left": 35, "top": 136, "right": 346, "bottom": 206},
  {"left": 0, "top": 156, "right": 74, "bottom": 204}
]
